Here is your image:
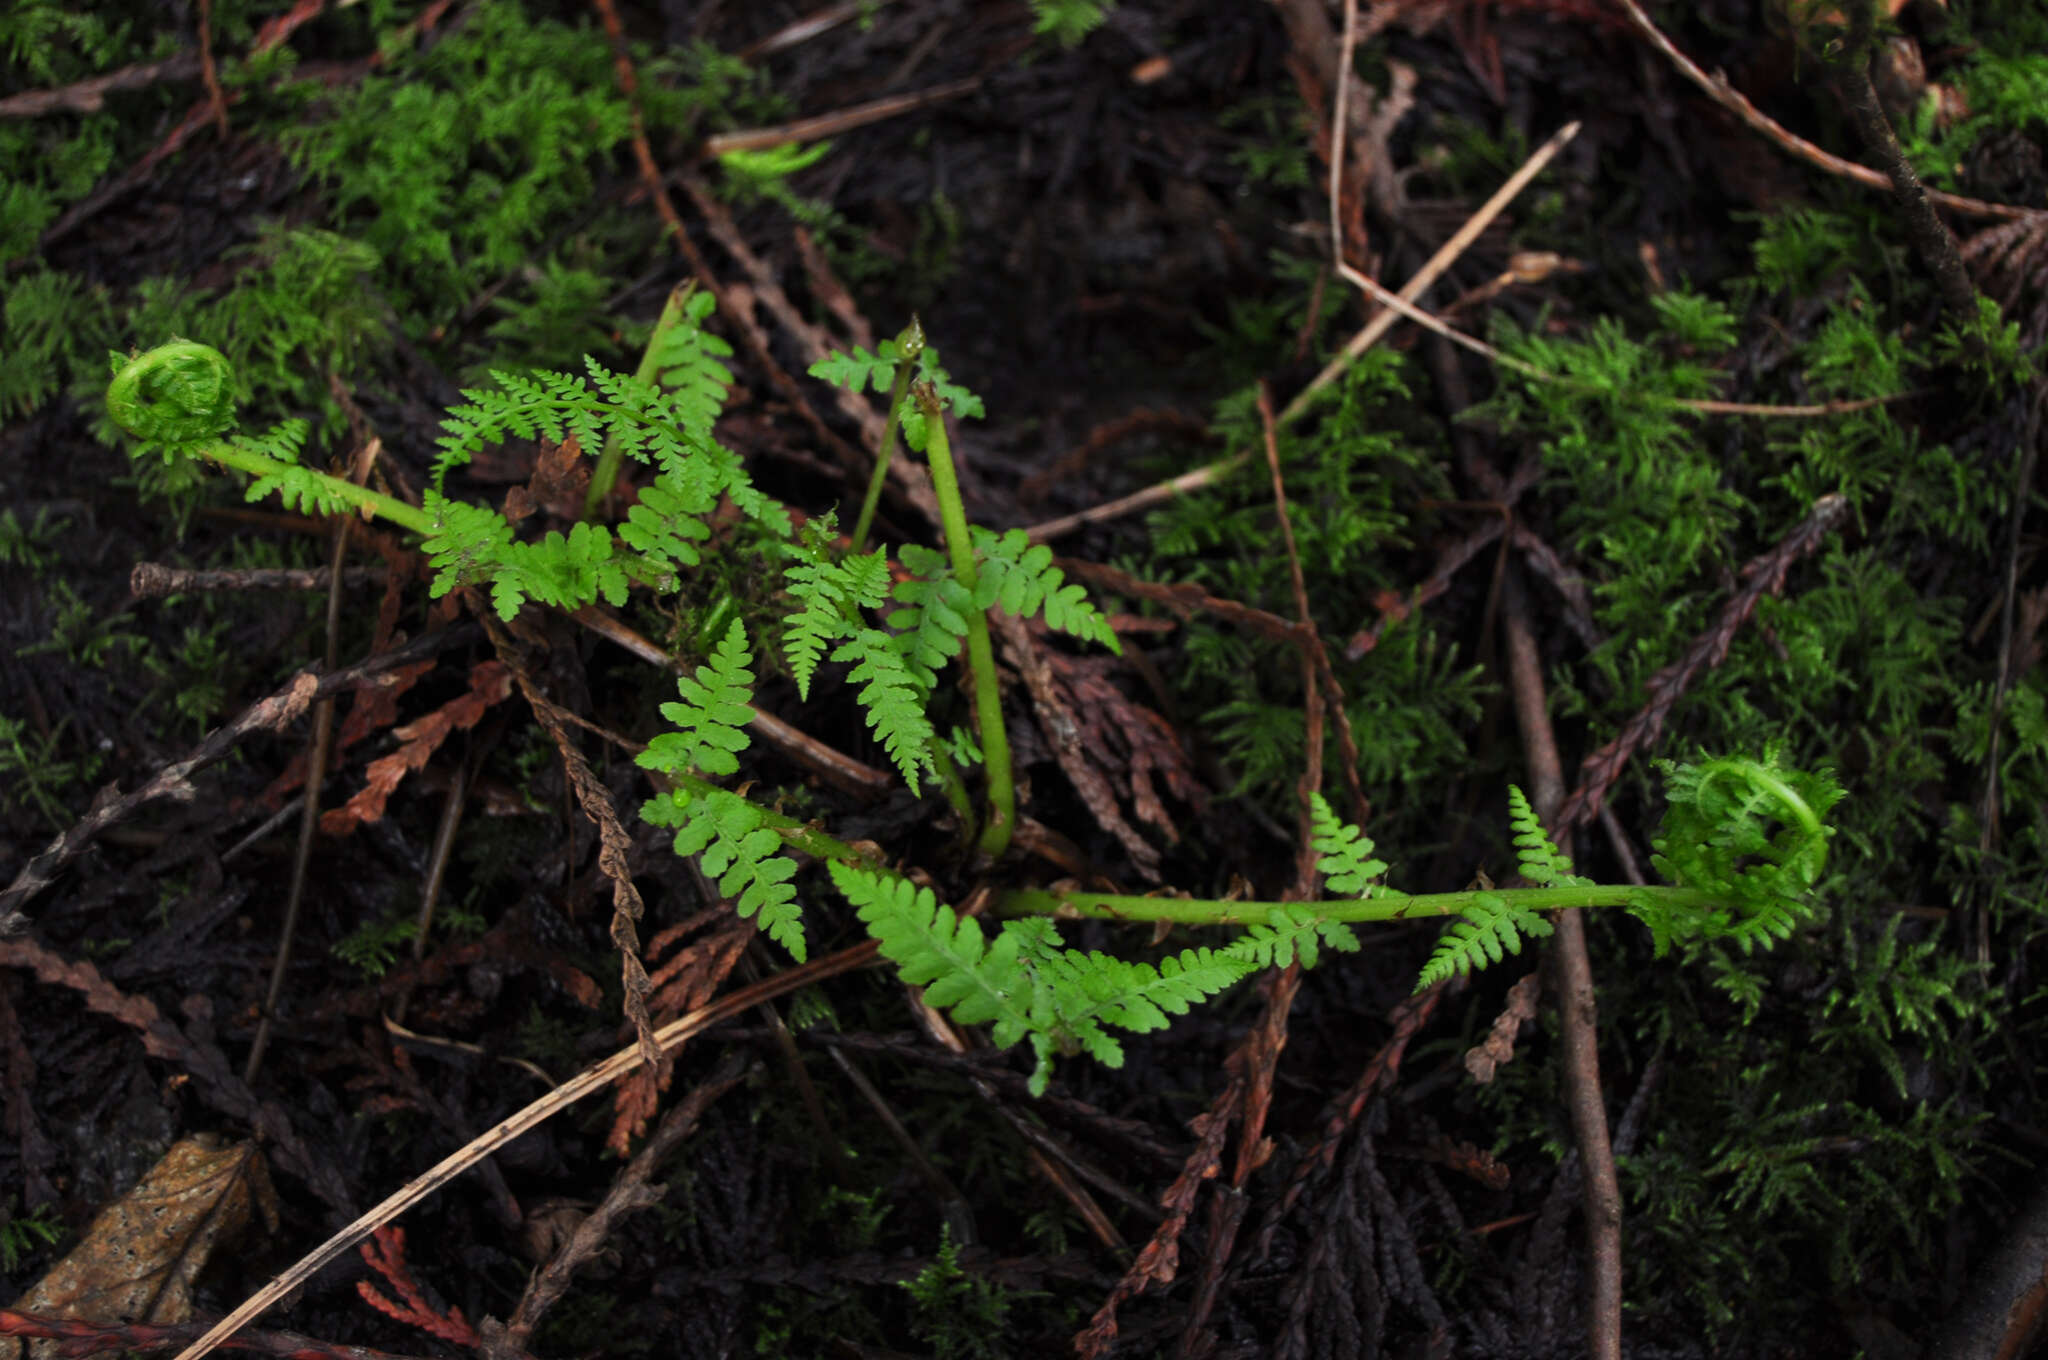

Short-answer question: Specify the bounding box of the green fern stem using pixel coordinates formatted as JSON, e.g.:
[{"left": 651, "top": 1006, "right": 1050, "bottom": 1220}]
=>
[
  {"left": 925, "top": 735, "right": 979, "bottom": 840},
  {"left": 914, "top": 380, "right": 1015, "bottom": 859},
  {"left": 203, "top": 439, "right": 435, "bottom": 535},
  {"left": 993, "top": 883, "right": 1723, "bottom": 927},
  {"left": 107, "top": 345, "right": 438, "bottom": 536},
  {"left": 585, "top": 284, "right": 692, "bottom": 519},
  {"left": 850, "top": 316, "right": 923, "bottom": 553}
]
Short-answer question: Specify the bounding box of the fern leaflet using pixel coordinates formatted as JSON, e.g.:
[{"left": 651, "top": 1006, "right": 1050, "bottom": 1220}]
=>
[
  {"left": 1414, "top": 890, "right": 1555, "bottom": 991},
  {"left": 832, "top": 629, "right": 935, "bottom": 792},
  {"left": 638, "top": 618, "right": 754, "bottom": 779},
  {"left": 1506, "top": 785, "right": 1591, "bottom": 887},
  {"left": 889, "top": 542, "right": 974, "bottom": 689},
  {"left": 968, "top": 527, "right": 1121, "bottom": 652},
  {"left": 1309, "top": 792, "right": 1391, "bottom": 897},
  {"left": 1226, "top": 903, "right": 1361, "bottom": 970},
  {"left": 635, "top": 622, "right": 803, "bottom": 958},
  {"left": 830, "top": 864, "right": 1253, "bottom": 1095},
  {"left": 780, "top": 517, "right": 891, "bottom": 698}
]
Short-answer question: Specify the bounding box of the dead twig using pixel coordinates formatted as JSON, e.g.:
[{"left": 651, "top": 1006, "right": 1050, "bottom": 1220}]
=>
[
  {"left": 700, "top": 76, "right": 980, "bottom": 157},
  {"left": 1611, "top": 0, "right": 2038, "bottom": 223},
  {"left": 130, "top": 562, "right": 390, "bottom": 599},
  {"left": 0, "top": 53, "right": 203, "bottom": 117},
  {"left": 1500, "top": 567, "right": 1620, "bottom": 1360},
  {"left": 0, "top": 1308, "right": 451, "bottom": 1360},
  {"left": 1555, "top": 493, "right": 1851, "bottom": 827},
  {"left": 0, "top": 626, "right": 480, "bottom": 928},
  {"left": 167, "top": 939, "right": 883, "bottom": 1360},
  {"left": 501, "top": 1054, "right": 753, "bottom": 1348}
]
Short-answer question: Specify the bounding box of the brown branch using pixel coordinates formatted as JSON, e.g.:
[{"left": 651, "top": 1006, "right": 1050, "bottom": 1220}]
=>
[
  {"left": 1501, "top": 568, "right": 1620, "bottom": 1360},
  {"left": 0, "top": 53, "right": 202, "bottom": 117},
  {"left": 1831, "top": 10, "right": 1978, "bottom": 322},
  {"left": 700, "top": 76, "right": 980, "bottom": 157},
  {"left": 1555, "top": 493, "right": 1850, "bottom": 827},
  {"left": 1611, "top": 0, "right": 2039, "bottom": 223},
  {"left": 1, "top": 1308, "right": 454, "bottom": 1360}
]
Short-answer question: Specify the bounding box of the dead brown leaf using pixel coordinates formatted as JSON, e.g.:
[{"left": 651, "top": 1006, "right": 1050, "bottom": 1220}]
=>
[
  {"left": 320, "top": 660, "right": 514, "bottom": 834},
  {"left": 2, "top": 1136, "right": 276, "bottom": 1360}
]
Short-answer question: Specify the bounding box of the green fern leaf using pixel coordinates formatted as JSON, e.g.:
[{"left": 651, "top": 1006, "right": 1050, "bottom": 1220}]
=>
[
  {"left": 1227, "top": 904, "right": 1361, "bottom": 971},
  {"left": 1414, "top": 891, "right": 1554, "bottom": 991},
  {"left": 1645, "top": 752, "right": 1842, "bottom": 954},
  {"left": 1506, "top": 785, "right": 1591, "bottom": 887},
  {"left": 1309, "top": 793, "right": 1390, "bottom": 897},
  {"left": 808, "top": 344, "right": 896, "bottom": 395},
  {"left": 829, "top": 861, "right": 1037, "bottom": 1045},
  {"left": 969, "top": 527, "right": 1120, "bottom": 652},
  {"left": 780, "top": 521, "right": 891, "bottom": 699},
  {"left": 1070, "top": 948, "right": 1253, "bottom": 1034},
  {"left": 831, "top": 629, "right": 935, "bottom": 792},
  {"left": 616, "top": 476, "right": 713, "bottom": 578},
  {"left": 644, "top": 787, "right": 803, "bottom": 958},
  {"left": 637, "top": 619, "right": 755, "bottom": 779},
  {"left": 888, "top": 544, "right": 974, "bottom": 688}
]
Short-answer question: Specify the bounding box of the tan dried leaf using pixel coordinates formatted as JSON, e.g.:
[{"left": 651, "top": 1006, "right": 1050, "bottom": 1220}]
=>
[{"left": 3, "top": 1136, "right": 276, "bottom": 1360}]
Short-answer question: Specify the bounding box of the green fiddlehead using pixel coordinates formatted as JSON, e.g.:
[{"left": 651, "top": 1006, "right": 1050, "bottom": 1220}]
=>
[{"left": 106, "top": 341, "right": 238, "bottom": 449}]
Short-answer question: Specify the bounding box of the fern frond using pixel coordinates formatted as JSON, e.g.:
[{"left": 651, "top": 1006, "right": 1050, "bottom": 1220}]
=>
[
  {"left": 646, "top": 787, "right": 803, "bottom": 957},
  {"left": 644, "top": 289, "right": 733, "bottom": 442},
  {"left": 808, "top": 343, "right": 897, "bottom": 396},
  {"left": 831, "top": 629, "right": 935, "bottom": 792},
  {"left": 969, "top": 527, "right": 1120, "bottom": 653},
  {"left": 638, "top": 619, "right": 755, "bottom": 779},
  {"left": 1077, "top": 948, "right": 1253, "bottom": 1035},
  {"left": 616, "top": 475, "right": 713, "bottom": 580},
  {"left": 830, "top": 862, "right": 1038, "bottom": 1044},
  {"left": 1645, "top": 751, "right": 1843, "bottom": 955},
  {"left": 1226, "top": 903, "right": 1361, "bottom": 970},
  {"left": 236, "top": 422, "right": 355, "bottom": 516},
  {"left": 1414, "top": 891, "right": 1555, "bottom": 991},
  {"left": 433, "top": 367, "right": 600, "bottom": 490},
  {"left": 422, "top": 493, "right": 517, "bottom": 602},
  {"left": 633, "top": 623, "right": 802, "bottom": 956},
  {"left": 1505, "top": 785, "right": 1591, "bottom": 887},
  {"left": 830, "top": 863, "right": 1254, "bottom": 1095},
  {"left": 889, "top": 543, "right": 974, "bottom": 688},
  {"left": 1309, "top": 793, "right": 1390, "bottom": 897},
  {"left": 780, "top": 520, "right": 891, "bottom": 699}
]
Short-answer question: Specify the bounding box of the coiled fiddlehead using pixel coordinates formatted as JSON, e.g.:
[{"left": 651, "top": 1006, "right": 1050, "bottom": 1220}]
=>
[{"left": 107, "top": 341, "right": 237, "bottom": 448}]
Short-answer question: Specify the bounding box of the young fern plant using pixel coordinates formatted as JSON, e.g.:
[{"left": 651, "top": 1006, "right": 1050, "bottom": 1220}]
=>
[{"left": 104, "top": 329, "right": 1842, "bottom": 1098}]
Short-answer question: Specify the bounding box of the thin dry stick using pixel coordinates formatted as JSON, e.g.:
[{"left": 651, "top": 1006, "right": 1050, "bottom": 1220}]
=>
[
  {"left": 244, "top": 485, "right": 357, "bottom": 1084},
  {"left": 1283, "top": 118, "right": 1583, "bottom": 424},
  {"left": 501, "top": 1054, "right": 753, "bottom": 1347},
  {"left": 1327, "top": 0, "right": 1360, "bottom": 278},
  {"left": 0, "top": 52, "right": 202, "bottom": 117},
  {"left": 130, "top": 562, "right": 390, "bottom": 598},
  {"left": 0, "top": 626, "right": 478, "bottom": 929},
  {"left": 1023, "top": 120, "right": 1581, "bottom": 546},
  {"left": 701, "top": 76, "right": 980, "bottom": 156},
  {"left": 1338, "top": 260, "right": 1914, "bottom": 418},
  {"left": 1501, "top": 569, "right": 1621, "bottom": 1360},
  {"left": 736, "top": 0, "right": 897, "bottom": 61},
  {"left": 1257, "top": 382, "right": 1366, "bottom": 836},
  {"left": 1612, "top": 0, "right": 2035, "bottom": 223},
  {"left": 168, "top": 940, "right": 883, "bottom": 1360}
]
